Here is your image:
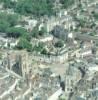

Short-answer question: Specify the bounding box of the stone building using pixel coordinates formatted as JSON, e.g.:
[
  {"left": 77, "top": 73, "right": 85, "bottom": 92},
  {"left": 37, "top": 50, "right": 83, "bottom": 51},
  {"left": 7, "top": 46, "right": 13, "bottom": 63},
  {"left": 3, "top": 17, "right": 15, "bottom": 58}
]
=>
[
  {"left": 65, "top": 65, "right": 81, "bottom": 93},
  {"left": 3, "top": 51, "right": 30, "bottom": 78}
]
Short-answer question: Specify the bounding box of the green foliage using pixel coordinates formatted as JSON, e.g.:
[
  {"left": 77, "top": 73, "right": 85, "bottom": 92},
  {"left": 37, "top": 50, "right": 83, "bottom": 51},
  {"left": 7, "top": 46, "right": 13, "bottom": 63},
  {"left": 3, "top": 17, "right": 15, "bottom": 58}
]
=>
[
  {"left": 17, "top": 37, "right": 32, "bottom": 52},
  {"left": 0, "top": 12, "right": 19, "bottom": 32},
  {"left": 89, "top": 32, "right": 96, "bottom": 36},
  {"left": 22, "top": 33, "right": 31, "bottom": 41},
  {"left": 59, "top": 98, "right": 66, "bottom": 100},
  {"left": 60, "top": 0, "right": 75, "bottom": 8},
  {"left": 59, "top": 94, "right": 66, "bottom": 100},
  {"left": 94, "top": 13, "right": 98, "bottom": 20},
  {"left": 79, "top": 19, "right": 86, "bottom": 27},
  {"left": 33, "top": 42, "right": 45, "bottom": 52},
  {"left": 31, "top": 25, "right": 39, "bottom": 38},
  {"left": 39, "top": 27, "right": 47, "bottom": 36},
  {"left": 54, "top": 40, "right": 64, "bottom": 48},
  {"left": 41, "top": 48, "right": 48, "bottom": 55},
  {"left": 0, "top": 12, "right": 18, "bottom": 26},
  {"left": 0, "top": 0, "right": 75, "bottom": 17},
  {"left": 15, "top": 0, "right": 54, "bottom": 16},
  {"left": 0, "top": 53, "right": 2, "bottom": 59},
  {"left": 15, "top": 0, "right": 33, "bottom": 15},
  {"left": 6, "top": 27, "right": 27, "bottom": 38},
  {"left": 0, "top": 12, "right": 7, "bottom": 20},
  {"left": 7, "top": 14, "right": 19, "bottom": 26},
  {"left": 15, "top": 30, "right": 32, "bottom": 51},
  {"left": 31, "top": 25, "right": 47, "bottom": 38},
  {"left": 0, "top": 0, "right": 16, "bottom": 8},
  {"left": 92, "top": 47, "right": 96, "bottom": 54},
  {"left": 0, "top": 20, "right": 10, "bottom": 32},
  {"left": 0, "top": 0, "right": 54, "bottom": 16}
]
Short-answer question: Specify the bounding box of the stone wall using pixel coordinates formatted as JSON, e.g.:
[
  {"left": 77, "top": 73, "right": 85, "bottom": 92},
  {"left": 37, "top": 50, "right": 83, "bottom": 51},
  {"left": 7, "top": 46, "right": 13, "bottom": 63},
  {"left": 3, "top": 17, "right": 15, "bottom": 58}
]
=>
[{"left": 32, "top": 52, "right": 68, "bottom": 63}]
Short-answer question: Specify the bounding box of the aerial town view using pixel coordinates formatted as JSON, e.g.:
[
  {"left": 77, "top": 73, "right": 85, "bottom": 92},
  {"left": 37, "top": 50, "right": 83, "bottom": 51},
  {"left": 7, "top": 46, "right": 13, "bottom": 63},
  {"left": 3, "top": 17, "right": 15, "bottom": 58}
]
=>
[{"left": 0, "top": 0, "right": 98, "bottom": 100}]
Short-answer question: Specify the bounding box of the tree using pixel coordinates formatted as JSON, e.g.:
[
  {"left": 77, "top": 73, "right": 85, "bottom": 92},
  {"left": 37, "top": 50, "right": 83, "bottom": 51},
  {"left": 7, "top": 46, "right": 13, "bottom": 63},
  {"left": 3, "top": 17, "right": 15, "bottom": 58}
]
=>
[
  {"left": 0, "top": 12, "right": 7, "bottom": 20},
  {"left": 60, "top": 0, "right": 75, "bottom": 8},
  {"left": 0, "top": 20, "right": 10, "bottom": 32},
  {"left": 0, "top": 12, "right": 19, "bottom": 32},
  {"left": 22, "top": 33, "right": 31, "bottom": 41},
  {"left": 78, "top": 19, "right": 86, "bottom": 27},
  {"left": 94, "top": 13, "right": 98, "bottom": 20},
  {"left": 15, "top": 0, "right": 33, "bottom": 15},
  {"left": 54, "top": 40, "right": 64, "bottom": 48},
  {"left": 6, "top": 27, "right": 27, "bottom": 38},
  {"left": 0, "top": 53, "right": 2, "bottom": 59},
  {"left": 92, "top": 47, "right": 96, "bottom": 54},
  {"left": 15, "top": 0, "right": 54, "bottom": 16},
  {"left": 39, "top": 27, "right": 47, "bottom": 36},
  {"left": 41, "top": 48, "right": 48, "bottom": 55},
  {"left": 31, "top": 24, "right": 48, "bottom": 37},
  {"left": 89, "top": 32, "right": 96, "bottom": 36},
  {"left": 31, "top": 25, "right": 39, "bottom": 38},
  {"left": 0, "top": 0, "right": 16, "bottom": 8},
  {"left": 0, "top": 13, "right": 10, "bottom": 32},
  {"left": 16, "top": 37, "right": 32, "bottom": 52},
  {"left": 7, "top": 14, "right": 19, "bottom": 26},
  {"left": 33, "top": 42, "right": 45, "bottom": 52}
]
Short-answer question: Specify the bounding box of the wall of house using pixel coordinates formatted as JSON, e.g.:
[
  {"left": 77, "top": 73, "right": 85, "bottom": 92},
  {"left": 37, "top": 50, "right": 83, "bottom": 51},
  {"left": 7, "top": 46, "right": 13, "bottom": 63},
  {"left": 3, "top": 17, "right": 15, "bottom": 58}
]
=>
[{"left": 32, "top": 52, "right": 68, "bottom": 64}]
